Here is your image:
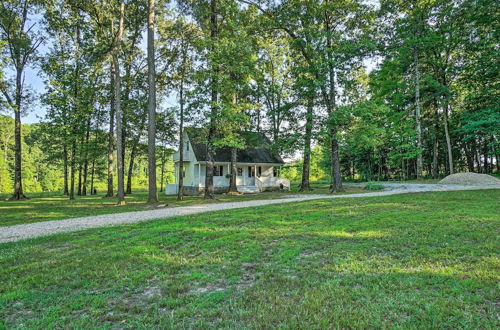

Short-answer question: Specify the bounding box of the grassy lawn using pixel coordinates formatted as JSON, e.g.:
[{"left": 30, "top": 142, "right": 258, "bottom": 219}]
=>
[
  {"left": 1, "top": 190, "right": 499, "bottom": 328},
  {"left": 0, "top": 182, "right": 365, "bottom": 227}
]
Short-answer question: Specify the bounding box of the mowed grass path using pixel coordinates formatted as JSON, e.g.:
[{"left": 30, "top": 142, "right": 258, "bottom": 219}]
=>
[
  {"left": 0, "top": 183, "right": 365, "bottom": 227},
  {"left": 1, "top": 190, "right": 499, "bottom": 328}
]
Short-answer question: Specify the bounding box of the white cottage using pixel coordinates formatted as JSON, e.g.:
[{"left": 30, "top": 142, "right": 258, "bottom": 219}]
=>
[{"left": 166, "top": 129, "right": 290, "bottom": 195}]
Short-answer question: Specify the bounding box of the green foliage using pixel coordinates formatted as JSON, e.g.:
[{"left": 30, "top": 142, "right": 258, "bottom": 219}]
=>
[
  {"left": 364, "top": 182, "right": 384, "bottom": 191},
  {"left": 282, "top": 145, "right": 328, "bottom": 182}
]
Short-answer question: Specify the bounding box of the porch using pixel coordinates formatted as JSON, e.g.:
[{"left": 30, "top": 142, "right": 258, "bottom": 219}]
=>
[{"left": 166, "top": 162, "right": 290, "bottom": 195}]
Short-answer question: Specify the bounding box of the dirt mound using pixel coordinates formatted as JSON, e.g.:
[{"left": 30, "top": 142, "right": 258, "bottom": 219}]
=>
[{"left": 439, "top": 172, "right": 500, "bottom": 185}]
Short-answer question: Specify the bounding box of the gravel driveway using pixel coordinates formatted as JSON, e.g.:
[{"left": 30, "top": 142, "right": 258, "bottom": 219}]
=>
[{"left": 1, "top": 183, "right": 499, "bottom": 243}]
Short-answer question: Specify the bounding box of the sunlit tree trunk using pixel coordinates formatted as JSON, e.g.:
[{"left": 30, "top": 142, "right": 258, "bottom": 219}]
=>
[
  {"left": 432, "top": 103, "right": 439, "bottom": 179},
  {"left": 126, "top": 144, "right": 136, "bottom": 195},
  {"left": 177, "top": 74, "right": 185, "bottom": 200},
  {"left": 147, "top": 0, "right": 158, "bottom": 203},
  {"left": 414, "top": 48, "right": 423, "bottom": 178},
  {"left": 228, "top": 93, "right": 238, "bottom": 195},
  {"left": 69, "top": 133, "right": 77, "bottom": 200},
  {"left": 82, "top": 117, "right": 91, "bottom": 195},
  {"left": 69, "top": 23, "right": 81, "bottom": 200},
  {"left": 443, "top": 101, "right": 453, "bottom": 174},
  {"left": 63, "top": 144, "right": 69, "bottom": 195},
  {"left": 11, "top": 66, "right": 27, "bottom": 200},
  {"left": 106, "top": 64, "right": 115, "bottom": 198},
  {"left": 299, "top": 95, "right": 314, "bottom": 191},
  {"left": 228, "top": 147, "right": 238, "bottom": 194},
  {"left": 323, "top": 0, "right": 343, "bottom": 192},
  {"left": 115, "top": 0, "right": 126, "bottom": 205},
  {"left": 204, "top": 0, "right": 218, "bottom": 200},
  {"left": 90, "top": 160, "right": 95, "bottom": 195}
]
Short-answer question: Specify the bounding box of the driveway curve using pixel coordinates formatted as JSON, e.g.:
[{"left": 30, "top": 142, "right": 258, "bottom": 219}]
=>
[{"left": 1, "top": 183, "right": 499, "bottom": 243}]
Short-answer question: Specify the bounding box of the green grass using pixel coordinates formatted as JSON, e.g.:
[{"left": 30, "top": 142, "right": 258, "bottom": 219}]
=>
[
  {"left": 1, "top": 190, "right": 499, "bottom": 328},
  {"left": 0, "top": 183, "right": 365, "bottom": 226}
]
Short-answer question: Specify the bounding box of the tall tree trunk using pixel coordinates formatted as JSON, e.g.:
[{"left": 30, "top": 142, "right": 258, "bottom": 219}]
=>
[
  {"left": 432, "top": 103, "right": 439, "bottom": 179},
  {"left": 228, "top": 93, "right": 238, "bottom": 195},
  {"left": 106, "top": 63, "right": 115, "bottom": 198},
  {"left": 432, "top": 139, "right": 439, "bottom": 179},
  {"left": 474, "top": 140, "right": 481, "bottom": 173},
  {"left": 82, "top": 117, "right": 91, "bottom": 196},
  {"left": 77, "top": 132, "right": 84, "bottom": 195},
  {"left": 464, "top": 142, "right": 475, "bottom": 172},
  {"left": 228, "top": 147, "right": 238, "bottom": 194},
  {"left": 115, "top": 0, "right": 126, "bottom": 205},
  {"left": 414, "top": 47, "right": 423, "bottom": 179},
  {"left": 299, "top": 95, "right": 314, "bottom": 191},
  {"left": 121, "top": 128, "right": 126, "bottom": 186},
  {"left": 443, "top": 101, "right": 453, "bottom": 174},
  {"left": 483, "top": 142, "right": 489, "bottom": 173},
  {"left": 324, "top": 4, "right": 342, "bottom": 192},
  {"left": 69, "top": 23, "right": 81, "bottom": 201},
  {"left": 160, "top": 153, "right": 165, "bottom": 192},
  {"left": 69, "top": 135, "right": 77, "bottom": 200},
  {"left": 63, "top": 144, "right": 69, "bottom": 195},
  {"left": 77, "top": 161, "right": 83, "bottom": 195},
  {"left": 495, "top": 153, "right": 500, "bottom": 173},
  {"left": 147, "top": 0, "right": 158, "bottom": 203},
  {"left": 126, "top": 143, "right": 136, "bottom": 195},
  {"left": 90, "top": 159, "right": 95, "bottom": 195},
  {"left": 10, "top": 68, "right": 27, "bottom": 200},
  {"left": 204, "top": 0, "right": 218, "bottom": 200},
  {"left": 177, "top": 74, "right": 185, "bottom": 201}
]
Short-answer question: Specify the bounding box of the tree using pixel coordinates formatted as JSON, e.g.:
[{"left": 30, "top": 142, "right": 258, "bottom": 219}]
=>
[
  {"left": 114, "top": 0, "right": 125, "bottom": 205},
  {"left": 147, "top": 0, "right": 158, "bottom": 203},
  {"left": 241, "top": 0, "right": 374, "bottom": 191},
  {"left": 0, "top": 0, "right": 44, "bottom": 199}
]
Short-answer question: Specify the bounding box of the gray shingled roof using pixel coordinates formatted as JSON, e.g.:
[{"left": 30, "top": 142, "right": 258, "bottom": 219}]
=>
[{"left": 185, "top": 128, "right": 284, "bottom": 164}]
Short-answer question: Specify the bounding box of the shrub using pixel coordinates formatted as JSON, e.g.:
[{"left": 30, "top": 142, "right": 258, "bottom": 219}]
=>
[{"left": 364, "top": 182, "right": 385, "bottom": 191}]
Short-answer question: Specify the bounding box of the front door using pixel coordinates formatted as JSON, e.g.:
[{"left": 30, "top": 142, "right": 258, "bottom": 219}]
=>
[
  {"left": 247, "top": 166, "right": 255, "bottom": 185},
  {"left": 236, "top": 167, "right": 244, "bottom": 185}
]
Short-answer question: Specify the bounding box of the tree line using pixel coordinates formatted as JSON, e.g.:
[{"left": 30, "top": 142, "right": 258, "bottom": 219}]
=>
[{"left": 0, "top": 0, "right": 498, "bottom": 203}]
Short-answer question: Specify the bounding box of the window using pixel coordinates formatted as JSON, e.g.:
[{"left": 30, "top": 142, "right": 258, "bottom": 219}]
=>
[
  {"left": 237, "top": 167, "right": 243, "bottom": 176},
  {"left": 257, "top": 166, "right": 262, "bottom": 177},
  {"left": 214, "top": 165, "right": 224, "bottom": 176},
  {"left": 248, "top": 166, "right": 255, "bottom": 177},
  {"left": 185, "top": 141, "right": 189, "bottom": 151},
  {"left": 273, "top": 167, "right": 279, "bottom": 177},
  {"left": 182, "top": 168, "right": 186, "bottom": 178}
]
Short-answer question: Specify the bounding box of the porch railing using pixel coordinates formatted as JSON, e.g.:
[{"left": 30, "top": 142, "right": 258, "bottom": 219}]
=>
[
  {"left": 255, "top": 176, "right": 263, "bottom": 192},
  {"left": 256, "top": 176, "right": 290, "bottom": 191}
]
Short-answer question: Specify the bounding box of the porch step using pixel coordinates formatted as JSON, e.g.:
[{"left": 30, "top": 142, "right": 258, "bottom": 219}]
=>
[{"left": 237, "top": 186, "right": 260, "bottom": 194}]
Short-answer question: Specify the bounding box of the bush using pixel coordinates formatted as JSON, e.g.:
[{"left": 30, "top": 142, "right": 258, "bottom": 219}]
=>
[{"left": 364, "top": 182, "right": 385, "bottom": 191}]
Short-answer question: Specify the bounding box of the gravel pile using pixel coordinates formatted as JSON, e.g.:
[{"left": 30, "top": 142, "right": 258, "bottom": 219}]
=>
[{"left": 439, "top": 172, "right": 500, "bottom": 185}]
